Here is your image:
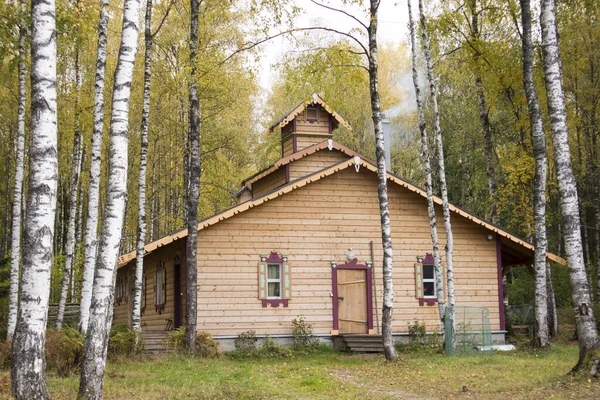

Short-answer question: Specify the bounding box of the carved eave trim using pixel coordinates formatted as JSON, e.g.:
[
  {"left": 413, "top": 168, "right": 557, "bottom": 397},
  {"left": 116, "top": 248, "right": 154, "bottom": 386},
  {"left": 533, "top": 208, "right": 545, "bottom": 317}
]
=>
[
  {"left": 269, "top": 94, "right": 352, "bottom": 133},
  {"left": 119, "top": 155, "right": 566, "bottom": 268}
]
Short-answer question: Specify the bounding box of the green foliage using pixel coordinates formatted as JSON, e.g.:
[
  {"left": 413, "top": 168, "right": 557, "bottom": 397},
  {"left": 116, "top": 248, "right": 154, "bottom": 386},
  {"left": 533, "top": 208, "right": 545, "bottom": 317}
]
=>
[
  {"left": 45, "top": 327, "right": 84, "bottom": 377},
  {"left": 167, "top": 327, "right": 220, "bottom": 358},
  {"left": 551, "top": 264, "right": 573, "bottom": 308},
  {"left": 507, "top": 264, "right": 572, "bottom": 309},
  {"left": 395, "top": 320, "right": 442, "bottom": 353},
  {"left": 233, "top": 329, "right": 258, "bottom": 354},
  {"left": 0, "top": 339, "right": 10, "bottom": 370},
  {"left": 291, "top": 315, "right": 319, "bottom": 353},
  {"left": 108, "top": 324, "right": 144, "bottom": 358},
  {"left": 0, "top": 254, "right": 10, "bottom": 340}
]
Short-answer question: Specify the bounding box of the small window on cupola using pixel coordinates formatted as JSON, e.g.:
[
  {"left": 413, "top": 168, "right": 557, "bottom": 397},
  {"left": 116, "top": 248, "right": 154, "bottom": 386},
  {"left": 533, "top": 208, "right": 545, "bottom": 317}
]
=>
[{"left": 305, "top": 105, "right": 318, "bottom": 121}]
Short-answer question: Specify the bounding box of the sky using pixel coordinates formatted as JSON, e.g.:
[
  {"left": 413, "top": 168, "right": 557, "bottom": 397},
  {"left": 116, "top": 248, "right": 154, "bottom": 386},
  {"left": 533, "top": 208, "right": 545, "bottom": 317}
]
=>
[{"left": 256, "top": 0, "right": 412, "bottom": 92}]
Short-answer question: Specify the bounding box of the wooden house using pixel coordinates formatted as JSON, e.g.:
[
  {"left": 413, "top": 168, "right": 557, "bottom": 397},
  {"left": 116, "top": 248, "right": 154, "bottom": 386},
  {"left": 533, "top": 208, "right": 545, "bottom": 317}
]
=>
[{"left": 114, "top": 94, "right": 564, "bottom": 351}]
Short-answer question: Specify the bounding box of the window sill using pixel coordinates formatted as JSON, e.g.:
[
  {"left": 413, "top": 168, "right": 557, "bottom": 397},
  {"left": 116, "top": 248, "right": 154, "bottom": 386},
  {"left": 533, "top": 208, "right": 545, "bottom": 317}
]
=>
[
  {"left": 262, "top": 299, "right": 289, "bottom": 308},
  {"left": 418, "top": 297, "right": 438, "bottom": 306}
]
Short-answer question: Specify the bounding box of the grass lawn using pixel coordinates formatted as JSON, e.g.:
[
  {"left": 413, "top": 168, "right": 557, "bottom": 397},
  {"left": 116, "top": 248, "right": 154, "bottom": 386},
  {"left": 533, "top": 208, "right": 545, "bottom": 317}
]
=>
[{"left": 2, "top": 343, "right": 599, "bottom": 399}]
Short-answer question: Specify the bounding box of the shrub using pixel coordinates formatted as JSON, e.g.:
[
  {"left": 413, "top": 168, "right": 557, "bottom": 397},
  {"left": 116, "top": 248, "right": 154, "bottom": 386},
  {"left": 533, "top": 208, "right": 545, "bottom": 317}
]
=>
[
  {"left": 292, "top": 315, "right": 319, "bottom": 352},
  {"left": 261, "top": 335, "right": 292, "bottom": 358},
  {"left": 233, "top": 330, "right": 258, "bottom": 354},
  {"left": 108, "top": 324, "right": 143, "bottom": 357},
  {"left": 167, "top": 328, "right": 220, "bottom": 358},
  {"left": 0, "top": 340, "right": 10, "bottom": 370},
  {"left": 395, "top": 320, "right": 441, "bottom": 353},
  {"left": 45, "top": 327, "right": 84, "bottom": 377}
]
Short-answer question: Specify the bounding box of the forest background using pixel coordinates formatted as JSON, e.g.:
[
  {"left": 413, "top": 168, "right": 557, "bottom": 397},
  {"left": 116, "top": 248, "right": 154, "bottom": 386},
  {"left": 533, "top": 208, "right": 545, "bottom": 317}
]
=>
[{"left": 0, "top": 0, "right": 598, "bottom": 337}]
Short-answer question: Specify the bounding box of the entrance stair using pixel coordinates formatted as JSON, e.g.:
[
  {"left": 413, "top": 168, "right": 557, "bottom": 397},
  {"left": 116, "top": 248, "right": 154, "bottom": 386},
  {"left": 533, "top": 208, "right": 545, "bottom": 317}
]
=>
[{"left": 333, "top": 334, "right": 384, "bottom": 353}]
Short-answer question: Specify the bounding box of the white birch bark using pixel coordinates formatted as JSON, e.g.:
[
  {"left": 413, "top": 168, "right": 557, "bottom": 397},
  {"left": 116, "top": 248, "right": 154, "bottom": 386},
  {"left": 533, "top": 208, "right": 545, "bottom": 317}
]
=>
[
  {"left": 520, "top": 0, "right": 549, "bottom": 348},
  {"left": 78, "top": 0, "right": 109, "bottom": 334},
  {"left": 7, "top": 0, "right": 27, "bottom": 341},
  {"left": 418, "top": 0, "right": 456, "bottom": 327},
  {"left": 408, "top": 0, "right": 445, "bottom": 331},
  {"left": 132, "top": 0, "right": 154, "bottom": 333},
  {"left": 10, "top": 0, "right": 58, "bottom": 395},
  {"left": 186, "top": 0, "right": 200, "bottom": 351},
  {"left": 78, "top": 0, "right": 142, "bottom": 395},
  {"left": 57, "top": 65, "right": 83, "bottom": 328},
  {"left": 368, "top": 0, "right": 397, "bottom": 361},
  {"left": 540, "top": 0, "right": 599, "bottom": 372}
]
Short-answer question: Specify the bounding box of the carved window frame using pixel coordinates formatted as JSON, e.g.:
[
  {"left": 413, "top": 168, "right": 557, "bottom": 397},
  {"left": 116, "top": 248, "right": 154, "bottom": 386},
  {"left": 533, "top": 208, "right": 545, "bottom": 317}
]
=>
[
  {"left": 155, "top": 261, "right": 166, "bottom": 314},
  {"left": 258, "top": 252, "right": 291, "bottom": 308}
]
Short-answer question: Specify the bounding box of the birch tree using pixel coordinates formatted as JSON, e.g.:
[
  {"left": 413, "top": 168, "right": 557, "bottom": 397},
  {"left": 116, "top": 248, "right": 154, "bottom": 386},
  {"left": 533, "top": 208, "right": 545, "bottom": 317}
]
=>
[
  {"left": 540, "top": 0, "right": 599, "bottom": 373},
  {"left": 78, "top": 0, "right": 142, "bottom": 396},
  {"left": 408, "top": 0, "right": 445, "bottom": 331},
  {"left": 132, "top": 0, "right": 154, "bottom": 335},
  {"left": 78, "top": 0, "right": 109, "bottom": 334},
  {"left": 418, "top": 0, "right": 456, "bottom": 330},
  {"left": 6, "top": 0, "right": 27, "bottom": 341},
  {"left": 57, "top": 63, "right": 83, "bottom": 327},
  {"left": 10, "top": 0, "right": 58, "bottom": 395},
  {"left": 367, "top": 0, "right": 397, "bottom": 360},
  {"left": 186, "top": 0, "right": 201, "bottom": 352},
  {"left": 520, "top": 0, "right": 549, "bottom": 348}
]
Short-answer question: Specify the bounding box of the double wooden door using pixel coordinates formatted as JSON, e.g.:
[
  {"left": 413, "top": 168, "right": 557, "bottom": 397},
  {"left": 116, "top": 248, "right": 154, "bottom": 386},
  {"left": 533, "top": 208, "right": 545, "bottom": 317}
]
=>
[{"left": 337, "top": 269, "right": 368, "bottom": 334}]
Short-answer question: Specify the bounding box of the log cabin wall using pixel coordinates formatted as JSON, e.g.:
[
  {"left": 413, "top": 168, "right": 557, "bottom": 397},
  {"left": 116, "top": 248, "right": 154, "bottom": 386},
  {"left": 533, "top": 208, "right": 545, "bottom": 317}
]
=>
[
  {"left": 252, "top": 167, "right": 286, "bottom": 198},
  {"left": 288, "top": 149, "right": 348, "bottom": 181},
  {"left": 195, "top": 166, "right": 500, "bottom": 337},
  {"left": 114, "top": 239, "right": 187, "bottom": 331}
]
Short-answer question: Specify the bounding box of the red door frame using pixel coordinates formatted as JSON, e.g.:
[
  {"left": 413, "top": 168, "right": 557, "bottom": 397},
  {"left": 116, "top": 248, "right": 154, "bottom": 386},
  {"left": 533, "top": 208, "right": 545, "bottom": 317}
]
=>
[{"left": 331, "top": 258, "right": 374, "bottom": 333}]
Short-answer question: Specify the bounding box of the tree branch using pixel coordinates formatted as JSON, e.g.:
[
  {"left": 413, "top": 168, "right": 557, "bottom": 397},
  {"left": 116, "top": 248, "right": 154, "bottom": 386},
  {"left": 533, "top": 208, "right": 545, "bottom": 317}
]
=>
[{"left": 308, "top": 0, "right": 368, "bottom": 30}]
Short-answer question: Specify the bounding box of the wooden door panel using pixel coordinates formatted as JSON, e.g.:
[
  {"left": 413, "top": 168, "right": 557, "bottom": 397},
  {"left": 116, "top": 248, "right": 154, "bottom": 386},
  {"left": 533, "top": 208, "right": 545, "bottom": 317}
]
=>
[{"left": 337, "top": 269, "right": 368, "bottom": 334}]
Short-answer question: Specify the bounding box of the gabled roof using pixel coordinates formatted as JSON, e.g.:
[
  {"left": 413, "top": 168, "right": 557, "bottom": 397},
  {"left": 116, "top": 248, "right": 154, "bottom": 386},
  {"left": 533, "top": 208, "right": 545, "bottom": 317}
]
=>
[
  {"left": 118, "top": 149, "right": 566, "bottom": 267},
  {"left": 241, "top": 139, "right": 372, "bottom": 187},
  {"left": 269, "top": 93, "right": 353, "bottom": 132}
]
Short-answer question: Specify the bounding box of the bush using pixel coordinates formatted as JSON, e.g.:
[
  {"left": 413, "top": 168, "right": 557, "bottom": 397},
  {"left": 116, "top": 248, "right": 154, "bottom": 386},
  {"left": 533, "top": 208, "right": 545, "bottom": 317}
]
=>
[
  {"left": 233, "top": 330, "right": 258, "bottom": 354},
  {"left": 0, "top": 340, "right": 10, "bottom": 370},
  {"left": 167, "top": 328, "right": 220, "bottom": 358},
  {"left": 292, "top": 315, "right": 319, "bottom": 353},
  {"left": 45, "top": 327, "right": 84, "bottom": 377},
  {"left": 108, "top": 324, "right": 143, "bottom": 357},
  {"left": 395, "top": 320, "right": 441, "bottom": 353}
]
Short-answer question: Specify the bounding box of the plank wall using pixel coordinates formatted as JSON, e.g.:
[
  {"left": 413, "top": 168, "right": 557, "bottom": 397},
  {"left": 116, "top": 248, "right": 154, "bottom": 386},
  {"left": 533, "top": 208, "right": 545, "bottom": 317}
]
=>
[
  {"left": 294, "top": 104, "right": 331, "bottom": 135},
  {"left": 288, "top": 149, "right": 349, "bottom": 181},
  {"left": 252, "top": 167, "right": 286, "bottom": 198},
  {"left": 196, "top": 166, "right": 501, "bottom": 337},
  {"left": 114, "top": 239, "right": 187, "bottom": 331}
]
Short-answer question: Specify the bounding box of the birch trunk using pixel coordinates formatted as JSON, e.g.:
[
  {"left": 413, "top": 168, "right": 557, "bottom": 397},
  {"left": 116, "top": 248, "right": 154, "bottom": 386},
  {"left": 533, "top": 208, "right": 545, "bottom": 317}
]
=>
[
  {"left": 10, "top": 0, "right": 58, "bottom": 394},
  {"left": 546, "top": 261, "right": 559, "bottom": 337},
  {"left": 78, "top": 0, "right": 142, "bottom": 395},
  {"left": 132, "top": 0, "right": 153, "bottom": 333},
  {"left": 186, "top": 0, "right": 200, "bottom": 352},
  {"left": 7, "top": 0, "right": 27, "bottom": 341},
  {"left": 418, "top": 0, "right": 455, "bottom": 327},
  {"left": 595, "top": 204, "right": 600, "bottom": 302},
  {"left": 368, "top": 0, "right": 397, "bottom": 361},
  {"left": 78, "top": 0, "right": 109, "bottom": 335},
  {"left": 408, "top": 0, "right": 445, "bottom": 331},
  {"left": 57, "top": 61, "right": 83, "bottom": 328},
  {"left": 520, "top": 0, "right": 549, "bottom": 348},
  {"left": 470, "top": 0, "right": 498, "bottom": 225},
  {"left": 540, "top": 0, "right": 599, "bottom": 373}
]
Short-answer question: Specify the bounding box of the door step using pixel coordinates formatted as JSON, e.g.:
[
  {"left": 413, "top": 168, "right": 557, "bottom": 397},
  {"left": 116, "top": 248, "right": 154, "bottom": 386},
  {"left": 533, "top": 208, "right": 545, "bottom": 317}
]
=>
[
  {"left": 333, "top": 334, "right": 384, "bottom": 353},
  {"left": 141, "top": 330, "right": 173, "bottom": 355}
]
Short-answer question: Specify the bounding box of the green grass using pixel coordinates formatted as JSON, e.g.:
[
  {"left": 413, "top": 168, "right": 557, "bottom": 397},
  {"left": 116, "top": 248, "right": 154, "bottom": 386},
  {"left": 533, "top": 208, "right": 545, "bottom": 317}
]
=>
[{"left": 2, "top": 344, "right": 600, "bottom": 399}]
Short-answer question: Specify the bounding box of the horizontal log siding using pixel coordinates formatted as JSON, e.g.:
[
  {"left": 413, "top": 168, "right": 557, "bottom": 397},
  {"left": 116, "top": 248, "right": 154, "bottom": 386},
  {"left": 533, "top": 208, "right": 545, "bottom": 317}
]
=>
[
  {"left": 295, "top": 105, "right": 330, "bottom": 135},
  {"left": 196, "top": 167, "right": 500, "bottom": 337},
  {"left": 282, "top": 137, "right": 294, "bottom": 157},
  {"left": 113, "top": 240, "right": 186, "bottom": 331},
  {"left": 289, "top": 150, "right": 349, "bottom": 181},
  {"left": 252, "top": 168, "right": 286, "bottom": 198}
]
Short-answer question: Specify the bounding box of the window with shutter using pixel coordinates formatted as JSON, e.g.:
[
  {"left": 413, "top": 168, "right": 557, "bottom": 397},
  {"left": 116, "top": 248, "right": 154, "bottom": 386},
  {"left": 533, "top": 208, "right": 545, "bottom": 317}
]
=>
[
  {"left": 258, "top": 252, "right": 291, "bottom": 307},
  {"left": 415, "top": 254, "right": 443, "bottom": 306}
]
